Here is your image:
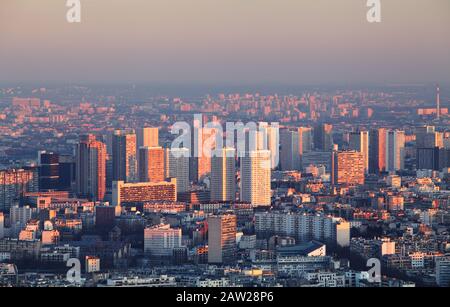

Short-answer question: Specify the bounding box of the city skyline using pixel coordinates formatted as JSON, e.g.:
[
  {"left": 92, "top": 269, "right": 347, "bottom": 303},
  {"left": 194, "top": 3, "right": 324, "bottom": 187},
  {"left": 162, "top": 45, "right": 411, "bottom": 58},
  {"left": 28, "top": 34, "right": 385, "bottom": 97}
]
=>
[
  {"left": 1, "top": 0, "right": 450, "bottom": 291},
  {"left": 1, "top": 87, "right": 450, "bottom": 288}
]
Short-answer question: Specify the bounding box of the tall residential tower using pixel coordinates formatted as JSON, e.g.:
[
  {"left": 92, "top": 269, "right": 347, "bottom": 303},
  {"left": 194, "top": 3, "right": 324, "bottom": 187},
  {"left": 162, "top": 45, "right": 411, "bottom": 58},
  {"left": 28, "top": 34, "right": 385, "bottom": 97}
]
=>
[{"left": 210, "top": 148, "right": 236, "bottom": 202}]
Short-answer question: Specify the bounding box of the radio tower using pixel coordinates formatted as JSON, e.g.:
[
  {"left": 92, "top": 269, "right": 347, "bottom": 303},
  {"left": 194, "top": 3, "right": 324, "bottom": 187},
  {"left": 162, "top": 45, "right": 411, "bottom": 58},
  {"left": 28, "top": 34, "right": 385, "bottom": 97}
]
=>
[{"left": 436, "top": 84, "right": 441, "bottom": 120}]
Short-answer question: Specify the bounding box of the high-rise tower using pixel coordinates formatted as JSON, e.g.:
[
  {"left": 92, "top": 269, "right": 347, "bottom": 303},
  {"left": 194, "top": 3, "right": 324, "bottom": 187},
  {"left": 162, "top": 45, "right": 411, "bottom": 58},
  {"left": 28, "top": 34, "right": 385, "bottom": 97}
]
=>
[
  {"left": 386, "top": 130, "right": 405, "bottom": 172},
  {"left": 436, "top": 85, "right": 441, "bottom": 120},
  {"left": 168, "top": 147, "right": 190, "bottom": 193},
  {"left": 280, "top": 129, "right": 301, "bottom": 171},
  {"left": 349, "top": 130, "right": 369, "bottom": 173},
  {"left": 112, "top": 129, "right": 137, "bottom": 183},
  {"left": 210, "top": 148, "right": 236, "bottom": 202},
  {"left": 369, "top": 128, "right": 387, "bottom": 174},
  {"left": 240, "top": 150, "right": 271, "bottom": 206},
  {"left": 76, "top": 134, "right": 107, "bottom": 201},
  {"left": 138, "top": 146, "right": 165, "bottom": 183},
  {"left": 208, "top": 214, "right": 237, "bottom": 264}
]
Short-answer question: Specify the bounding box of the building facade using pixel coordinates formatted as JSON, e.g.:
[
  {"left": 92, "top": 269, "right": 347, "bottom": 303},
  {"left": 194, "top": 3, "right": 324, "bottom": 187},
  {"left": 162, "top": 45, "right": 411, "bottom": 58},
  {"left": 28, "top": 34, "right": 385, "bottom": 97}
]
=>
[
  {"left": 332, "top": 151, "right": 365, "bottom": 186},
  {"left": 112, "top": 179, "right": 177, "bottom": 206},
  {"left": 144, "top": 224, "right": 182, "bottom": 257},
  {"left": 112, "top": 129, "right": 137, "bottom": 183},
  {"left": 138, "top": 146, "right": 165, "bottom": 183},
  {"left": 240, "top": 150, "right": 271, "bottom": 206},
  {"left": 210, "top": 148, "right": 236, "bottom": 202},
  {"left": 208, "top": 214, "right": 237, "bottom": 264},
  {"left": 76, "top": 134, "right": 107, "bottom": 201}
]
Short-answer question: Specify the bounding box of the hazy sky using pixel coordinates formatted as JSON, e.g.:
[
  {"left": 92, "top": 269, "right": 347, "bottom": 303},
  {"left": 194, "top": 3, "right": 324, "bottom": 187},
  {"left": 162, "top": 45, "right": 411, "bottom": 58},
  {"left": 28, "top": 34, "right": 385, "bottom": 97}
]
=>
[{"left": 0, "top": 0, "right": 449, "bottom": 85}]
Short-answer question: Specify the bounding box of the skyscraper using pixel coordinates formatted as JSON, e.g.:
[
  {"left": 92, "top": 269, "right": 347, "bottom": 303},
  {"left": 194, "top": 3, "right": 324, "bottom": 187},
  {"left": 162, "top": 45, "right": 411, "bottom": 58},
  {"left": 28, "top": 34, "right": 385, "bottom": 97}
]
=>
[
  {"left": 0, "top": 213, "right": 4, "bottom": 239},
  {"left": 436, "top": 85, "right": 441, "bottom": 121},
  {"left": 298, "top": 127, "right": 313, "bottom": 154},
  {"left": 280, "top": 129, "right": 301, "bottom": 171},
  {"left": 76, "top": 134, "right": 107, "bottom": 201},
  {"left": 417, "top": 147, "right": 442, "bottom": 171},
  {"left": 259, "top": 123, "right": 280, "bottom": 170},
  {"left": 245, "top": 129, "right": 264, "bottom": 153},
  {"left": 349, "top": 130, "right": 369, "bottom": 172},
  {"left": 190, "top": 118, "right": 213, "bottom": 182},
  {"left": 386, "top": 130, "right": 405, "bottom": 172},
  {"left": 210, "top": 147, "right": 236, "bottom": 202},
  {"left": 58, "top": 155, "right": 76, "bottom": 191},
  {"left": 112, "top": 129, "right": 137, "bottom": 183},
  {"left": 313, "top": 124, "right": 333, "bottom": 151},
  {"left": 415, "top": 126, "right": 444, "bottom": 170},
  {"left": 138, "top": 146, "right": 165, "bottom": 183},
  {"left": 208, "top": 214, "right": 237, "bottom": 264},
  {"left": 332, "top": 150, "right": 365, "bottom": 186},
  {"left": 415, "top": 126, "right": 443, "bottom": 149},
  {"left": 136, "top": 127, "right": 158, "bottom": 172},
  {"left": 38, "top": 151, "right": 60, "bottom": 191},
  {"left": 168, "top": 148, "right": 190, "bottom": 193},
  {"left": 137, "top": 127, "right": 159, "bottom": 149},
  {"left": 240, "top": 150, "right": 271, "bottom": 206},
  {"left": 369, "top": 128, "right": 387, "bottom": 174}
]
